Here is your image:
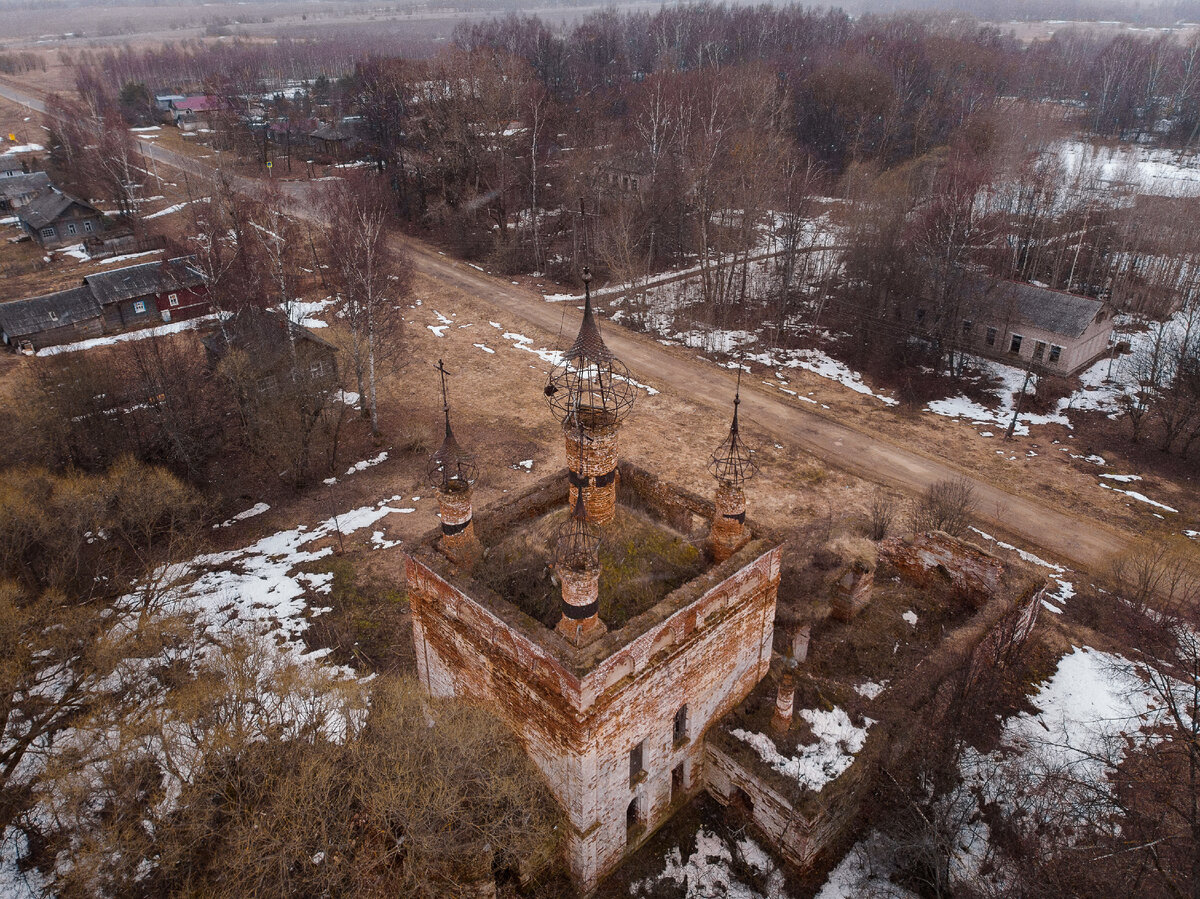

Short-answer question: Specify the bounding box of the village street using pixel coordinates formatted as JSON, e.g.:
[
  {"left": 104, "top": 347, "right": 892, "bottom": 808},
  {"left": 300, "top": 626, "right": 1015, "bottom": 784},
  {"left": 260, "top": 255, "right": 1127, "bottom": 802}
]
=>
[{"left": 0, "top": 79, "right": 1133, "bottom": 573}]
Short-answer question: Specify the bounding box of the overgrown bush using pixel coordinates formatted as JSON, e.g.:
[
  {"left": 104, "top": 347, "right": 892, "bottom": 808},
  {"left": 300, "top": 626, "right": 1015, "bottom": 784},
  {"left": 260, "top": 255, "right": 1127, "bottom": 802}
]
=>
[{"left": 908, "top": 477, "right": 976, "bottom": 537}]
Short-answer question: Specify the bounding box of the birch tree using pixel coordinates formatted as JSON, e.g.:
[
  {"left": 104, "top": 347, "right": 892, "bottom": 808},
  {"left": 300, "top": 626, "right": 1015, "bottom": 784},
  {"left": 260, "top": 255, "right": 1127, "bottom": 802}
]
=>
[{"left": 320, "top": 177, "right": 410, "bottom": 435}]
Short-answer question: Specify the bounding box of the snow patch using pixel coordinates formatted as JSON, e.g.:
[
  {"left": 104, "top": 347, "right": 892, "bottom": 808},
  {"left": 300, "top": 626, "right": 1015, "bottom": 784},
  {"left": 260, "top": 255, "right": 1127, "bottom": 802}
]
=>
[
  {"left": 345, "top": 452, "right": 387, "bottom": 475},
  {"left": 730, "top": 707, "right": 873, "bottom": 793}
]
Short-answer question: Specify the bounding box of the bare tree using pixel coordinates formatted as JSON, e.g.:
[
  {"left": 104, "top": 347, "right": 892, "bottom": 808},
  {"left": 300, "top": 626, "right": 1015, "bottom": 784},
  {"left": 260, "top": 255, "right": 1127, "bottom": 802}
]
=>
[{"left": 320, "top": 177, "right": 410, "bottom": 435}]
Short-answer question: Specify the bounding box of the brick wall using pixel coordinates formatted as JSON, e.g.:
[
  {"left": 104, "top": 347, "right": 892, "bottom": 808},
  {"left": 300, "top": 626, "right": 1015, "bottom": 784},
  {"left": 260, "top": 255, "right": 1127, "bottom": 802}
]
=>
[
  {"left": 702, "top": 578, "right": 1046, "bottom": 875},
  {"left": 880, "top": 532, "right": 1005, "bottom": 601},
  {"left": 406, "top": 537, "right": 782, "bottom": 893}
]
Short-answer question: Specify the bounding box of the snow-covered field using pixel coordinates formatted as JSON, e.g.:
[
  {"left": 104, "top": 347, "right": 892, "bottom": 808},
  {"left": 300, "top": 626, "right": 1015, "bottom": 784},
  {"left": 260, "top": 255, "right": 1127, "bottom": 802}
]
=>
[{"left": 1056, "top": 138, "right": 1200, "bottom": 198}]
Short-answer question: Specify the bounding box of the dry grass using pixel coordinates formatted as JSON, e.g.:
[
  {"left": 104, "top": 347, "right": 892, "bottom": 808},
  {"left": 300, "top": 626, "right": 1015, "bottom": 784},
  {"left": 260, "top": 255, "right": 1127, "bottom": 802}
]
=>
[{"left": 474, "top": 506, "right": 705, "bottom": 629}]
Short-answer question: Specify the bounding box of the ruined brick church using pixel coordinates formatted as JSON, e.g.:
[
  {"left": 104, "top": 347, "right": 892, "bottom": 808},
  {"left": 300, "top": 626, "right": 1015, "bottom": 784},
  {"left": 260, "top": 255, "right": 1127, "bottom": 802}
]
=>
[
  {"left": 406, "top": 271, "right": 783, "bottom": 892},
  {"left": 404, "top": 271, "right": 1046, "bottom": 895}
]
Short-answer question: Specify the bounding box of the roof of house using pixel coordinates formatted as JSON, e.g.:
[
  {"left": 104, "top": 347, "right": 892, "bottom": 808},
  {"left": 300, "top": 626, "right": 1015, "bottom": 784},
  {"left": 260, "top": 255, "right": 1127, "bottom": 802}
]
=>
[
  {"left": 171, "top": 95, "right": 223, "bottom": 112},
  {"left": 83, "top": 257, "right": 204, "bottom": 306},
  {"left": 17, "top": 189, "right": 98, "bottom": 230},
  {"left": 310, "top": 122, "right": 353, "bottom": 142},
  {"left": 966, "top": 276, "right": 1107, "bottom": 339},
  {"left": 0, "top": 287, "right": 101, "bottom": 338},
  {"left": 0, "top": 171, "right": 50, "bottom": 202},
  {"left": 201, "top": 306, "right": 336, "bottom": 368}
]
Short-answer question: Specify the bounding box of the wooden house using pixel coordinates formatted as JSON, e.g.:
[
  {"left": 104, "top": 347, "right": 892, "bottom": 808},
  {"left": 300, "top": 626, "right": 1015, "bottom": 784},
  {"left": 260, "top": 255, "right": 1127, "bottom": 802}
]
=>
[
  {"left": 0, "top": 256, "right": 210, "bottom": 352},
  {"left": 169, "top": 96, "right": 224, "bottom": 131},
  {"left": 84, "top": 257, "right": 209, "bottom": 329},
  {"left": 17, "top": 189, "right": 103, "bottom": 248},
  {"left": 309, "top": 122, "right": 353, "bottom": 160},
  {"left": 201, "top": 306, "right": 338, "bottom": 395},
  {"left": 0, "top": 287, "right": 103, "bottom": 352}
]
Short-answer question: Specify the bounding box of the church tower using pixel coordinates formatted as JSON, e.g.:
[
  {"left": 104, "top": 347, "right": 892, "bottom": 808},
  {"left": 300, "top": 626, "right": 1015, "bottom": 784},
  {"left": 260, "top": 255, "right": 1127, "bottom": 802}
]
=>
[
  {"left": 427, "top": 360, "right": 481, "bottom": 569},
  {"left": 544, "top": 268, "right": 637, "bottom": 526}
]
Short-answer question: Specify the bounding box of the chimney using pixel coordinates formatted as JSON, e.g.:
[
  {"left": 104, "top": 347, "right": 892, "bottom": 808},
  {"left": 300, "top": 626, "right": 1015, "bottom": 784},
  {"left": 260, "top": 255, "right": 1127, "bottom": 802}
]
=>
[
  {"left": 544, "top": 267, "right": 637, "bottom": 527},
  {"left": 428, "top": 360, "right": 481, "bottom": 569},
  {"left": 553, "top": 489, "right": 607, "bottom": 646},
  {"left": 770, "top": 657, "right": 798, "bottom": 734},
  {"left": 708, "top": 368, "right": 756, "bottom": 562}
]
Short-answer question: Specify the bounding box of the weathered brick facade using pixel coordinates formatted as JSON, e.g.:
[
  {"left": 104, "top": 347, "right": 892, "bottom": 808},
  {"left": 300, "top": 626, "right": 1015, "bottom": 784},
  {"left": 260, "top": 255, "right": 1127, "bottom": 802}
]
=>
[
  {"left": 705, "top": 535, "right": 1046, "bottom": 874},
  {"left": 880, "top": 531, "right": 1005, "bottom": 601},
  {"left": 405, "top": 466, "right": 782, "bottom": 893},
  {"left": 709, "top": 482, "right": 750, "bottom": 563},
  {"left": 564, "top": 415, "right": 620, "bottom": 526}
]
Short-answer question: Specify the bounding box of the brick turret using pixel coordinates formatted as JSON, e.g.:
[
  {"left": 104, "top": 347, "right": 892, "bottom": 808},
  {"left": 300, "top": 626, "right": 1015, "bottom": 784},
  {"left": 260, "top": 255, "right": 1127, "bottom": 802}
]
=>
[
  {"left": 545, "top": 268, "right": 637, "bottom": 527},
  {"left": 554, "top": 489, "right": 607, "bottom": 646},
  {"left": 428, "top": 360, "right": 480, "bottom": 570},
  {"left": 770, "top": 655, "right": 798, "bottom": 734}
]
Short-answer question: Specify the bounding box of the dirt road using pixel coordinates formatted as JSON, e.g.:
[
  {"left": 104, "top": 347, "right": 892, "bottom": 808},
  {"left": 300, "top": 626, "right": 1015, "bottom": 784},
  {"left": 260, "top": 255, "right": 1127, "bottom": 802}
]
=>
[{"left": 0, "top": 79, "right": 1133, "bottom": 572}]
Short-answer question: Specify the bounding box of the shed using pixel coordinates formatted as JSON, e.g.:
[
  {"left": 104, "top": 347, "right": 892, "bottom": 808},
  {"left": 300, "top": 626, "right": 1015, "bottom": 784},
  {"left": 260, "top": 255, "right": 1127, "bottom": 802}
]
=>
[{"left": 0, "top": 171, "right": 50, "bottom": 211}]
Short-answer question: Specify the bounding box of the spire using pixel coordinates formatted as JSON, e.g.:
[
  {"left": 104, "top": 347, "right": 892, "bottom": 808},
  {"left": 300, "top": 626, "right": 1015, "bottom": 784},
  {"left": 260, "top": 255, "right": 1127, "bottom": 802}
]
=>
[
  {"left": 427, "top": 359, "right": 477, "bottom": 490},
  {"left": 708, "top": 366, "right": 757, "bottom": 487},
  {"left": 544, "top": 266, "right": 638, "bottom": 427}
]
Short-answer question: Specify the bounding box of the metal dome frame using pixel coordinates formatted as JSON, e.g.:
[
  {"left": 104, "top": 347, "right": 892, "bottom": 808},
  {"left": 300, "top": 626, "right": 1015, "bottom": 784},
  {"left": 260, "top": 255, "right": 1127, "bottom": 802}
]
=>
[
  {"left": 427, "top": 359, "right": 478, "bottom": 491},
  {"left": 708, "top": 367, "right": 758, "bottom": 487},
  {"left": 544, "top": 267, "right": 638, "bottom": 428}
]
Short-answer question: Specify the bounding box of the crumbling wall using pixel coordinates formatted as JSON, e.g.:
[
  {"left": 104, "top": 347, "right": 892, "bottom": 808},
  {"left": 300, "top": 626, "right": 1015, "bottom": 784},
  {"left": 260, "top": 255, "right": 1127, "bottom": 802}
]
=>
[
  {"left": 879, "top": 531, "right": 1005, "bottom": 601},
  {"left": 701, "top": 575, "right": 1046, "bottom": 877},
  {"left": 406, "top": 539, "right": 782, "bottom": 894}
]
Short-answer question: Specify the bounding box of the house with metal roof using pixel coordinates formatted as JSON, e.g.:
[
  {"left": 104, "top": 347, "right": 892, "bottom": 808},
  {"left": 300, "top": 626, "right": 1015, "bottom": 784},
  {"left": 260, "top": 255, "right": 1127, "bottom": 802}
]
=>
[
  {"left": 83, "top": 257, "right": 209, "bottom": 330},
  {"left": 16, "top": 189, "right": 103, "bottom": 249},
  {"left": 0, "top": 287, "right": 103, "bottom": 352}
]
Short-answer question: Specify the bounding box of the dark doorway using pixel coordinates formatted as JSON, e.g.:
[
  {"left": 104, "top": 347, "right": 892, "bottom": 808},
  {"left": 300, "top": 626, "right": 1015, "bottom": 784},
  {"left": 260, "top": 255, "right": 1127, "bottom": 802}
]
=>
[
  {"left": 732, "top": 786, "right": 754, "bottom": 815},
  {"left": 671, "top": 763, "right": 685, "bottom": 802},
  {"left": 626, "top": 796, "right": 640, "bottom": 834}
]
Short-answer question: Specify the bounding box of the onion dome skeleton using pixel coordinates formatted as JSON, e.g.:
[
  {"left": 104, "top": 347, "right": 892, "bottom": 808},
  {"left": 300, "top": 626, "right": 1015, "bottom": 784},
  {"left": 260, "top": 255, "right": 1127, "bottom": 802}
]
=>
[{"left": 427, "top": 360, "right": 481, "bottom": 568}]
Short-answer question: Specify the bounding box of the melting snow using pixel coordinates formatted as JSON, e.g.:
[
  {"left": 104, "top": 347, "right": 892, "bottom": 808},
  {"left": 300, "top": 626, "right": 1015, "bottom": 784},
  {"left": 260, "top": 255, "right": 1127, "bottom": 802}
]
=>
[
  {"left": 214, "top": 502, "right": 270, "bottom": 528},
  {"left": 815, "top": 830, "right": 919, "bottom": 899},
  {"left": 629, "top": 827, "right": 787, "bottom": 899},
  {"left": 37, "top": 315, "right": 218, "bottom": 355},
  {"left": 1098, "top": 482, "right": 1178, "bottom": 513},
  {"left": 902, "top": 611, "right": 918, "bottom": 626},
  {"left": 731, "top": 707, "right": 873, "bottom": 792},
  {"left": 855, "top": 681, "right": 888, "bottom": 700},
  {"left": 345, "top": 452, "right": 387, "bottom": 475}
]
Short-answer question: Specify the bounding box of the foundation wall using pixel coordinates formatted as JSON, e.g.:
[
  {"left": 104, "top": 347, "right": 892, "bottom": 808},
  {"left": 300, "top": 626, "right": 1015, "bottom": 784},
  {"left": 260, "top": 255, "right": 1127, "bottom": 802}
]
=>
[
  {"left": 880, "top": 532, "right": 1005, "bottom": 600},
  {"left": 701, "top": 579, "right": 1046, "bottom": 876}
]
